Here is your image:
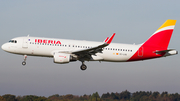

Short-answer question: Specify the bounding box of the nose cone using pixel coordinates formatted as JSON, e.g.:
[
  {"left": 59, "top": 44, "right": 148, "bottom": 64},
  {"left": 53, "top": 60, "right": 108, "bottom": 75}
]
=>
[{"left": 1, "top": 43, "right": 8, "bottom": 51}]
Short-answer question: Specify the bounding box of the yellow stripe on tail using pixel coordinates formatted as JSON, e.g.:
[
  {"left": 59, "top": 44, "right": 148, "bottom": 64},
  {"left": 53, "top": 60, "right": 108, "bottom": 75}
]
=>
[{"left": 157, "top": 19, "right": 176, "bottom": 31}]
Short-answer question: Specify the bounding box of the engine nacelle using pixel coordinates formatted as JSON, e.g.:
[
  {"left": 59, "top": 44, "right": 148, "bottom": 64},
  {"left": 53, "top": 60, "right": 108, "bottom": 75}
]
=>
[{"left": 53, "top": 53, "right": 77, "bottom": 64}]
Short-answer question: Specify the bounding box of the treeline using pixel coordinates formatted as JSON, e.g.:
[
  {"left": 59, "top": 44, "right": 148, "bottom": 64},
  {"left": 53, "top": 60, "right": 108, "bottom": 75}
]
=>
[{"left": 0, "top": 90, "right": 180, "bottom": 101}]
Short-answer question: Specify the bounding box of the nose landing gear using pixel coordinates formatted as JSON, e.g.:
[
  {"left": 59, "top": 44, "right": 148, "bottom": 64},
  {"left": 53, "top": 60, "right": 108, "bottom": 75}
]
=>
[{"left": 22, "top": 55, "right": 27, "bottom": 66}]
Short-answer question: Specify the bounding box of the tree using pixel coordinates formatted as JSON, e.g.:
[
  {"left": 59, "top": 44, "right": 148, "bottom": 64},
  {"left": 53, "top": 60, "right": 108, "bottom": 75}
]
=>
[
  {"left": 64, "top": 94, "right": 73, "bottom": 99},
  {"left": 2, "top": 94, "right": 16, "bottom": 101},
  {"left": 0, "top": 96, "right": 5, "bottom": 101},
  {"left": 169, "top": 93, "right": 180, "bottom": 101},
  {"left": 152, "top": 91, "right": 160, "bottom": 98},
  {"left": 82, "top": 94, "right": 89, "bottom": 100},
  {"left": 48, "top": 94, "right": 61, "bottom": 100},
  {"left": 101, "top": 92, "right": 111, "bottom": 99},
  {"left": 23, "top": 95, "right": 39, "bottom": 101},
  {"left": 119, "top": 90, "right": 131, "bottom": 100},
  {"left": 91, "top": 92, "right": 100, "bottom": 101},
  {"left": 161, "top": 91, "right": 168, "bottom": 97},
  {"left": 111, "top": 92, "right": 119, "bottom": 100},
  {"left": 34, "top": 96, "right": 49, "bottom": 101}
]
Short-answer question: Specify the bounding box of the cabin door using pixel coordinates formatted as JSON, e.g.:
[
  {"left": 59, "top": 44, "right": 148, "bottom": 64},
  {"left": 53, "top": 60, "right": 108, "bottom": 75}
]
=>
[{"left": 22, "top": 38, "right": 28, "bottom": 48}]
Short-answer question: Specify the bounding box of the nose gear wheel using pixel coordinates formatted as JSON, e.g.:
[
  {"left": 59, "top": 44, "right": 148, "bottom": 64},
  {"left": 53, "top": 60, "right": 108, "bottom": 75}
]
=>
[{"left": 22, "top": 55, "right": 27, "bottom": 66}]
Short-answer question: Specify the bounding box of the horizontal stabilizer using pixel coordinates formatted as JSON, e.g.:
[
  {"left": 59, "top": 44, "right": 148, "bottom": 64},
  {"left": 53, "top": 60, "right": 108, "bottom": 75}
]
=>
[{"left": 155, "top": 49, "right": 178, "bottom": 56}]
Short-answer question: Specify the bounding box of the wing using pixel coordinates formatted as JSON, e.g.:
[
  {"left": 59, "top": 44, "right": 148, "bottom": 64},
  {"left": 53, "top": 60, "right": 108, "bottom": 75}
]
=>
[{"left": 71, "top": 33, "right": 115, "bottom": 60}]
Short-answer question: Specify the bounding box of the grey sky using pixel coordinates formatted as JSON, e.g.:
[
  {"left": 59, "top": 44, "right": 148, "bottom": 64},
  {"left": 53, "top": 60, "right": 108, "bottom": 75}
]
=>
[{"left": 0, "top": 1, "right": 180, "bottom": 97}]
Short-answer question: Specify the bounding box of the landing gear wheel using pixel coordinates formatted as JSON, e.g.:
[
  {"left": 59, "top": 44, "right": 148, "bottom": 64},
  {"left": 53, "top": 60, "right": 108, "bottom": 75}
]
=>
[
  {"left": 22, "top": 55, "right": 27, "bottom": 66},
  {"left": 80, "top": 64, "right": 87, "bottom": 71},
  {"left": 22, "top": 61, "right": 26, "bottom": 66}
]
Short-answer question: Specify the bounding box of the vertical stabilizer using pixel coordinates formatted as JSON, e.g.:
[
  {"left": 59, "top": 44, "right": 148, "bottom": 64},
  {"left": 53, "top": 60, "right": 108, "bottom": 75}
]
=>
[{"left": 143, "top": 19, "right": 176, "bottom": 49}]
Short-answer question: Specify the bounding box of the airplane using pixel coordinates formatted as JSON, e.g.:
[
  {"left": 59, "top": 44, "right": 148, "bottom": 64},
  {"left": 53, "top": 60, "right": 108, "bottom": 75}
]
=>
[{"left": 1, "top": 19, "right": 178, "bottom": 71}]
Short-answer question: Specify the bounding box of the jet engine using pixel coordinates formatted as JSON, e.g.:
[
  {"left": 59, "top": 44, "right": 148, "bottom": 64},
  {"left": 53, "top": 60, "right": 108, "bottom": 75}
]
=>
[{"left": 53, "top": 53, "right": 77, "bottom": 64}]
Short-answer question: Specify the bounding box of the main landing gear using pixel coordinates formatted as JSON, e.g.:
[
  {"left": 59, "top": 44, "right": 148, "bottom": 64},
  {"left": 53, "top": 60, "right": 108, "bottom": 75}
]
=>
[
  {"left": 22, "top": 55, "right": 27, "bottom": 66},
  {"left": 80, "top": 61, "right": 87, "bottom": 71}
]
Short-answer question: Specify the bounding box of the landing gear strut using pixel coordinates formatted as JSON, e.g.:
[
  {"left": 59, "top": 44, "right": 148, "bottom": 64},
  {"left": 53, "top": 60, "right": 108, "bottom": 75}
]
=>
[
  {"left": 22, "top": 55, "right": 27, "bottom": 66},
  {"left": 80, "top": 61, "right": 87, "bottom": 71}
]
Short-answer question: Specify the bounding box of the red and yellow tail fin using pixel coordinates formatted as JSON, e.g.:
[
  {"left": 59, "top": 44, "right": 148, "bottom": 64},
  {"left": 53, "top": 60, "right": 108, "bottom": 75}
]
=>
[{"left": 143, "top": 19, "right": 176, "bottom": 49}]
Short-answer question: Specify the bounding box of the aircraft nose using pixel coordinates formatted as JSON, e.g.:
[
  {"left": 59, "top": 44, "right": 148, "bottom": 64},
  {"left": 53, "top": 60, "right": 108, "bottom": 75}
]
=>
[{"left": 1, "top": 43, "right": 7, "bottom": 51}]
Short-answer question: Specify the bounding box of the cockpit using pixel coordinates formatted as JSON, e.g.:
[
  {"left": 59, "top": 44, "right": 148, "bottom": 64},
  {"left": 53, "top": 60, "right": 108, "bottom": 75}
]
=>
[{"left": 9, "top": 40, "right": 17, "bottom": 43}]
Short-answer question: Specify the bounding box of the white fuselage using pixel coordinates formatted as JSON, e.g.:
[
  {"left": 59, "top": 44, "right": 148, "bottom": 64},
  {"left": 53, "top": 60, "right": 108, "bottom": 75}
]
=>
[{"left": 2, "top": 36, "right": 141, "bottom": 62}]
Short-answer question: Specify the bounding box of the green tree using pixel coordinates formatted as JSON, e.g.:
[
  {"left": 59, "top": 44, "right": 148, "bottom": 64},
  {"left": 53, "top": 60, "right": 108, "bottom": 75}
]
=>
[
  {"left": 152, "top": 91, "right": 160, "bottom": 98},
  {"left": 139, "top": 95, "right": 151, "bottom": 101},
  {"left": 91, "top": 92, "right": 100, "bottom": 101},
  {"left": 34, "top": 96, "right": 49, "bottom": 101},
  {"left": 23, "top": 95, "right": 39, "bottom": 101},
  {"left": 101, "top": 92, "right": 111, "bottom": 99},
  {"left": 48, "top": 94, "right": 61, "bottom": 100},
  {"left": 64, "top": 94, "right": 73, "bottom": 99},
  {"left": 161, "top": 91, "right": 168, "bottom": 97},
  {"left": 2, "top": 94, "right": 16, "bottom": 101},
  {"left": 111, "top": 92, "right": 119, "bottom": 100},
  {"left": 119, "top": 90, "right": 131, "bottom": 100},
  {"left": 169, "top": 93, "right": 180, "bottom": 101}
]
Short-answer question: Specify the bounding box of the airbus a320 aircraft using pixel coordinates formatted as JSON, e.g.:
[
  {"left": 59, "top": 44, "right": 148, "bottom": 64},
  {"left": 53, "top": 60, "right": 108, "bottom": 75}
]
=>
[{"left": 1, "top": 19, "right": 178, "bottom": 70}]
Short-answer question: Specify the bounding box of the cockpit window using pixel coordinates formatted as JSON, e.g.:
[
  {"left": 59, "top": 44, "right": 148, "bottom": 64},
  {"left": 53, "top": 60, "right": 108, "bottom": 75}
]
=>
[{"left": 9, "top": 40, "right": 17, "bottom": 43}]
